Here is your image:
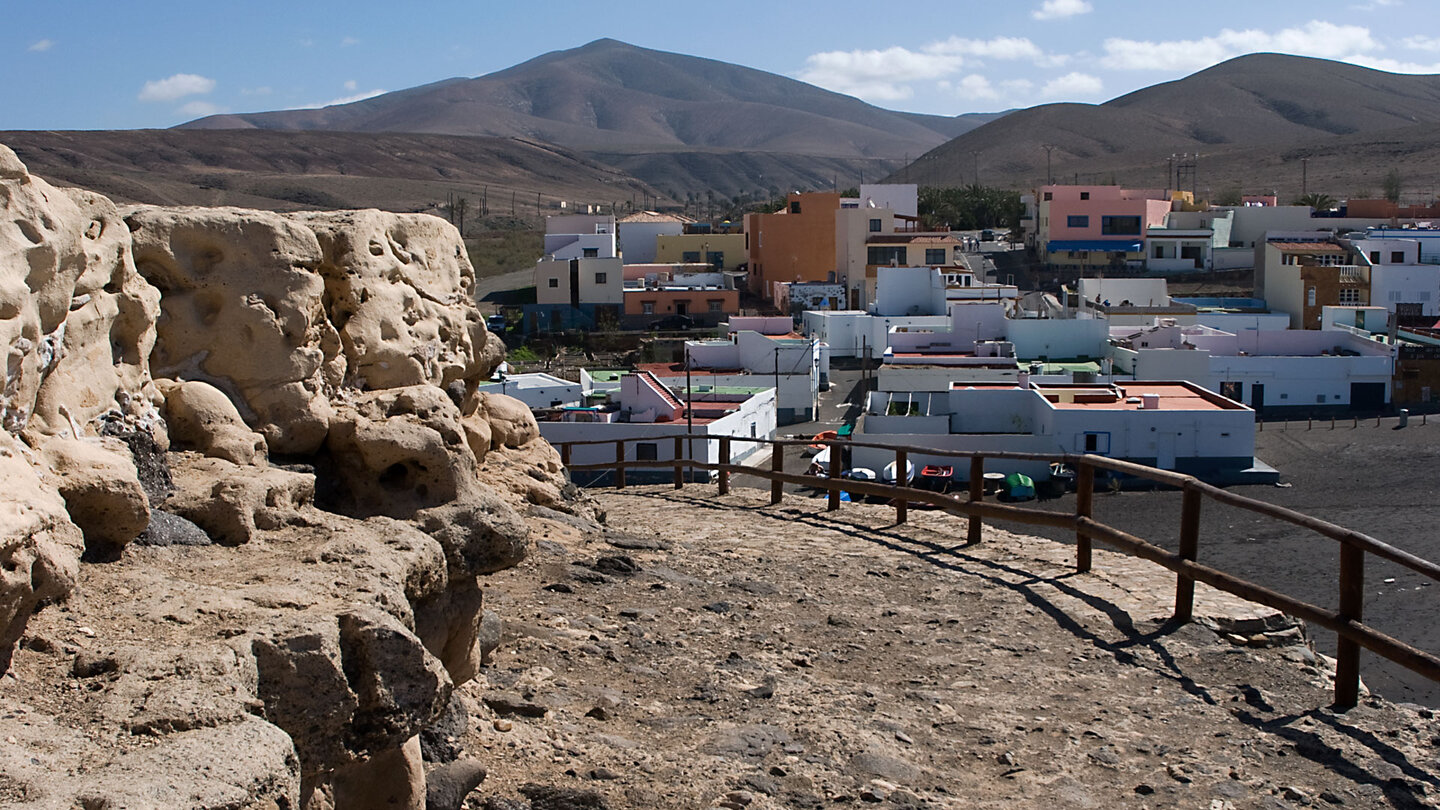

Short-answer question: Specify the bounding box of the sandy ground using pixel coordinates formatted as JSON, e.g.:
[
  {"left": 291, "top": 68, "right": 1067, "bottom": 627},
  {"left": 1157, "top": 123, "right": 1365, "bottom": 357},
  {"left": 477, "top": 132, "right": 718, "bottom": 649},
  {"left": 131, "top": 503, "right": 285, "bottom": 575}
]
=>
[{"left": 466, "top": 488, "right": 1440, "bottom": 809}]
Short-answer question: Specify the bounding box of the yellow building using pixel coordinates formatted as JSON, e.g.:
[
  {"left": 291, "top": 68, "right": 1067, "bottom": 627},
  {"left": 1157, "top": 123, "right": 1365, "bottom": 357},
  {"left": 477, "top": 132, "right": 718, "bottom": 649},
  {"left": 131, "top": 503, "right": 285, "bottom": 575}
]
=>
[{"left": 654, "top": 233, "right": 747, "bottom": 272}]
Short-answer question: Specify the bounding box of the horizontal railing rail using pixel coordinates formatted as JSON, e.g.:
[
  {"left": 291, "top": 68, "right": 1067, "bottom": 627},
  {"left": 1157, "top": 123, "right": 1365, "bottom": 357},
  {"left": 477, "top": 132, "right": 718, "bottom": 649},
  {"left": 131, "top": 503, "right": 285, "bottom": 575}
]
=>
[{"left": 554, "top": 433, "right": 1440, "bottom": 709}]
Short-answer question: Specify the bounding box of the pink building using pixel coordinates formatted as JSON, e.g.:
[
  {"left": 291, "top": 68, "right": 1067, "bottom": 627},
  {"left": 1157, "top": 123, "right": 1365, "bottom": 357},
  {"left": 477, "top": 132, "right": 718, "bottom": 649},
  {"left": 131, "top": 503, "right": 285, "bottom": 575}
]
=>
[{"left": 1037, "top": 185, "right": 1173, "bottom": 271}]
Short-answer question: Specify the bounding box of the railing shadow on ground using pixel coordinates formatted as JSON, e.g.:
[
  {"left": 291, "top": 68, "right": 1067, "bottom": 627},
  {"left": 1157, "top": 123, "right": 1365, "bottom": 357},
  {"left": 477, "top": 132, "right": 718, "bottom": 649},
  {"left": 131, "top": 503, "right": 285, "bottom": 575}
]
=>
[
  {"left": 619, "top": 487, "right": 1439, "bottom": 809},
  {"left": 555, "top": 432, "right": 1440, "bottom": 715}
]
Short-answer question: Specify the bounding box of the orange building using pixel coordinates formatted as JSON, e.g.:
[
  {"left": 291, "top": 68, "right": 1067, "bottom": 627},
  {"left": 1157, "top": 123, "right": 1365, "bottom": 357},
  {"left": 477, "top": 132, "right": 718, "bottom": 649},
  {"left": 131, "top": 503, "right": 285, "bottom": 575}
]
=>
[{"left": 745, "top": 192, "right": 842, "bottom": 301}]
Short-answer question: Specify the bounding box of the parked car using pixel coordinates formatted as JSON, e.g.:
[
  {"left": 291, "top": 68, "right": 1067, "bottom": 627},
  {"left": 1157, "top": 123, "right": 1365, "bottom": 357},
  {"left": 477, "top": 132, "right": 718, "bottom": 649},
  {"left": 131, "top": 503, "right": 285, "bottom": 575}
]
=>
[
  {"left": 648, "top": 314, "right": 694, "bottom": 331},
  {"left": 486, "top": 314, "right": 507, "bottom": 332}
]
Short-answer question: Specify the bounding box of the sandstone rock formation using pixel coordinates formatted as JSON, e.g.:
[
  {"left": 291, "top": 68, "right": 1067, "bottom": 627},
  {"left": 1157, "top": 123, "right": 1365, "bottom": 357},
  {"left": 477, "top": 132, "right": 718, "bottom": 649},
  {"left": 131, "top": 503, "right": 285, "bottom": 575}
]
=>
[{"left": 0, "top": 144, "right": 589, "bottom": 810}]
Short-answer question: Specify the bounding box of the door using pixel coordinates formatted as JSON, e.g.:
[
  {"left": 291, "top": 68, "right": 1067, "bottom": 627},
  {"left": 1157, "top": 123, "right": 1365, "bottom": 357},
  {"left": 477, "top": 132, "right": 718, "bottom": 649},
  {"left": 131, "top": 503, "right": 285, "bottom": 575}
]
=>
[
  {"left": 1250, "top": 383, "right": 1265, "bottom": 412},
  {"left": 1156, "top": 433, "right": 1177, "bottom": 470},
  {"left": 675, "top": 301, "right": 689, "bottom": 316},
  {"left": 1350, "top": 382, "right": 1385, "bottom": 412}
]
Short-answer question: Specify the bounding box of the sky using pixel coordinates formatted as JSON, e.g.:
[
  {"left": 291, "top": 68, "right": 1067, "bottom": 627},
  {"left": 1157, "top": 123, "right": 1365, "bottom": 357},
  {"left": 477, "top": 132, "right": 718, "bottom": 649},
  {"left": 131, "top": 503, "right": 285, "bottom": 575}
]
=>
[{"left": 3, "top": 0, "right": 1438, "bottom": 131}]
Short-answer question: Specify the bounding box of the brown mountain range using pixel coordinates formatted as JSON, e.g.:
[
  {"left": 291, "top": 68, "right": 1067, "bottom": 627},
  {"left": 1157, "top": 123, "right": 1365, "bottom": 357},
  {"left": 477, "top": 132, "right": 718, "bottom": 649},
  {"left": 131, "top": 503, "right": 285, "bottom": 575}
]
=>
[
  {"left": 900, "top": 53, "right": 1440, "bottom": 201},
  {"left": 178, "top": 38, "right": 1003, "bottom": 198}
]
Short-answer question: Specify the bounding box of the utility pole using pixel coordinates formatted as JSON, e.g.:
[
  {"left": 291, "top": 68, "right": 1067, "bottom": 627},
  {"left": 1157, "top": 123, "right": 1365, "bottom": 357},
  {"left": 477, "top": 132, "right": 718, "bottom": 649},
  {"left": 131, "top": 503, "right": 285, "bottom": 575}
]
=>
[
  {"left": 1301, "top": 157, "right": 1309, "bottom": 196},
  {"left": 1042, "top": 145, "right": 1054, "bottom": 186}
]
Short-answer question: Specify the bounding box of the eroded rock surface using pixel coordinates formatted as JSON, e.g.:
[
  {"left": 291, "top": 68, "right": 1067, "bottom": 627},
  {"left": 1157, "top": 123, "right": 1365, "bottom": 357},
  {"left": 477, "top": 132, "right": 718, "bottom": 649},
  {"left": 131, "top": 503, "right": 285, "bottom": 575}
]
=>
[{"left": 0, "top": 146, "right": 589, "bottom": 809}]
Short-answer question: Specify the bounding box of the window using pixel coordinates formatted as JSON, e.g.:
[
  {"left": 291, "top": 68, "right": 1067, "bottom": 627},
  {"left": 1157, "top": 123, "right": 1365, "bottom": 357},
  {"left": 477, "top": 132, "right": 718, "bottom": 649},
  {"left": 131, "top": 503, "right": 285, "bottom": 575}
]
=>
[
  {"left": 548, "top": 278, "right": 559, "bottom": 288},
  {"left": 636, "top": 443, "right": 658, "bottom": 461},
  {"left": 869, "top": 218, "right": 882, "bottom": 232},
  {"left": 706, "top": 251, "right": 724, "bottom": 268},
  {"left": 1079, "top": 192, "right": 1090, "bottom": 200},
  {"left": 1338, "top": 289, "right": 1362, "bottom": 304},
  {"left": 1307, "top": 287, "right": 1316, "bottom": 306},
  {"left": 1081, "top": 432, "right": 1110, "bottom": 454},
  {"left": 1370, "top": 251, "right": 1381, "bottom": 264},
  {"left": 789, "top": 201, "right": 801, "bottom": 214},
  {"left": 1392, "top": 251, "right": 1407, "bottom": 263},
  {"left": 682, "top": 251, "right": 700, "bottom": 262},
  {"left": 594, "top": 272, "right": 607, "bottom": 284},
  {"left": 1317, "top": 394, "right": 1326, "bottom": 404},
  {"left": 582, "top": 247, "right": 599, "bottom": 258},
  {"left": 642, "top": 301, "right": 655, "bottom": 314},
  {"left": 1043, "top": 191, "right": 1053, "bottom": 201},
  {"left": 1100, "top": 216, "right": 1141, "bottom": 236},
  {"left": 708, "top": 299, "right": 724, "bottom": 312},
  {"left": 1067, "top": 215, "right": 1089, "bottom": 228},
  {"left": 1153, "top": 245, "right": 1165, "bottom": 258},
  {"left": 867, "top": 246, "right": 907, "bottom": 265},
  {"left": 925, "top": 248, "right": 947, "bottom": 265}
]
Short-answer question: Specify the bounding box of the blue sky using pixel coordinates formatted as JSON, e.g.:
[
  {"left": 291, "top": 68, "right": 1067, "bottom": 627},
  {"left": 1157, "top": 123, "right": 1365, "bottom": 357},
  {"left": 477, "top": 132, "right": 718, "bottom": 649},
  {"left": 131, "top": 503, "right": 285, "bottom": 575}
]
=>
[{"left": 4, "top": 0, "right": 1437, "bottom": 130}]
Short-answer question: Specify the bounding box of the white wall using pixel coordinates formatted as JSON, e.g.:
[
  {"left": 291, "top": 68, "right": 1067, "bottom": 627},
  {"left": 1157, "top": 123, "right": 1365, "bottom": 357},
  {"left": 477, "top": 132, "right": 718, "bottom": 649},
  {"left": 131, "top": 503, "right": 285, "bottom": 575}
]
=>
[
  {"left": 618, "top": 221, "right": 683, "bottom": 264},
  {"left": 1077, "top": 278, "right": 1170, "bottom": 307},
  {"left": 474, "top": 375, "right": 582, "bottom": 409},
  {"left": 1005, "top": 318, "right": 1109, "bottom": 360},
  {"left": 878, "top": 365, "right": 1019, "bottom": 392},
  {"left": 1370, "top": 265, "right": 1440, "bottom": 316},
  {"left": 874, "top": 266, "right": 944, "bottom": 316},
  {"left": 545, "top": 233, "right": 617, "bottom": 260},
  {"left": 859, "top": 184, "right": 919, "bottom": 217},
  {"left": 1193, "top": 312, "right": 1291, "bottom": 332}
]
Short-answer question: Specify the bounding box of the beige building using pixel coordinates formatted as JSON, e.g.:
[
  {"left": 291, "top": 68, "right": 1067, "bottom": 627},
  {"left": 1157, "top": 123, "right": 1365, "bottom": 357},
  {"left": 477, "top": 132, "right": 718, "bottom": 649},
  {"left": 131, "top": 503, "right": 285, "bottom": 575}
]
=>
[{"left": 654, "top": 233, "right": 746, "bottom": 271}]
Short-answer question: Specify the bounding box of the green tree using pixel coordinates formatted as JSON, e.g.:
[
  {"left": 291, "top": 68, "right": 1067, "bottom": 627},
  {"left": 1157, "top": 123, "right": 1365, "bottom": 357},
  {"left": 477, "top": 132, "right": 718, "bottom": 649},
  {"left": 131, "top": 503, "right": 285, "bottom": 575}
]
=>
[
  {"left": 1382, "top": 169, "right": 1403, "bottom": 204},
  {"left": 1294, "top": 193, "right": 1336, "bottom": 211}
]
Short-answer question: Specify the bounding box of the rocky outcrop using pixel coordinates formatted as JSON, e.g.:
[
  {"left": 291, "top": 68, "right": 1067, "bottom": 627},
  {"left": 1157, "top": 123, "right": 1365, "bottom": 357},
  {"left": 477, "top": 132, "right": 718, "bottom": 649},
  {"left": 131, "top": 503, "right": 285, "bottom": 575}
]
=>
[
  {"left": 0, "top": 144, "right": 159, "bottom": 443},
  {"left": 126, "top": 205, "right": 340, "bottom": 456},
  {"left": 0, "top": 145, "right": 591, "bottom": 809}
]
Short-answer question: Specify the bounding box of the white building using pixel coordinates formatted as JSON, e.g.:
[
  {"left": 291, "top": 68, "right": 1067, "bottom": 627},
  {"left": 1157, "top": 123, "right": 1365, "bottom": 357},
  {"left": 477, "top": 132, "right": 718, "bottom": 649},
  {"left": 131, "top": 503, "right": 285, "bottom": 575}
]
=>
[
  {"left": 617, "top": 212, "right": 689, "bottom": 264},
  {"left": 474, "top": 372, "right": 581, "bottom": 410},
  {"left": 1349, "top": 236, "right": 1440, "bottom": 318},
  {"left": 538, "top": 370, "right": 776, "bottom": 485},
  {"left": 854, "top": 379, "right": 1265, "bottom": 484},
  {"left": 544, "top": 214, "right": 617, "bottom": 260},
  {"left": 667, "top": 328, "right": 821, "bottom": 424},
  {"left": 1110, "top": 323, "right": 1394, "bottom": 412},
  {"left": 535, "top": 257, "right": 624, "bottom": 308}
]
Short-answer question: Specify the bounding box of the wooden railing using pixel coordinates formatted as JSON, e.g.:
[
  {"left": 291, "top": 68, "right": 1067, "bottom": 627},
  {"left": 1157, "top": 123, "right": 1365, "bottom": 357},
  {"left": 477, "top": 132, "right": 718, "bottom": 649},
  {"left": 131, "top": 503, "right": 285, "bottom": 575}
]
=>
[{"left": 554, "top": 434, "right": 1440, "bottom": 710}]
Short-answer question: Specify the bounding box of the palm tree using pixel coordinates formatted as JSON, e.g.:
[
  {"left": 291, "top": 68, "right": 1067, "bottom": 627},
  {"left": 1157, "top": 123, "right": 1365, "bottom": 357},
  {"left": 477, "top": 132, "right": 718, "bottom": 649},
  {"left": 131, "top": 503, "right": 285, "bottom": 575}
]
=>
[{"left": 1295, "top": 192, "right": 1336, "bottom": 211}]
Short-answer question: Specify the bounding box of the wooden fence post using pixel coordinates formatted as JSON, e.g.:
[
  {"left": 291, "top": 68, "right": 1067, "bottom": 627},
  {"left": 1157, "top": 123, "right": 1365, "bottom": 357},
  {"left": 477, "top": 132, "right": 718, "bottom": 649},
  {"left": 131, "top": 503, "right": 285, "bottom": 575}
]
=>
[
  {"left": 615, "top": 440, "right": 626, "bottom": 489},
  {"left": 894, "top": 449, "right": 908, "bottom": 524},
  {"left": 673, "top": 436, "right": 684, "bottom": 489},
  {"left": 967, "top": 456, "right": 984, "bottom": 545},
  {"left": 1335, "top": 543, "right": 1364, "bottom": 709},
  {"left": 718, "top": 437, "right": 731, "bottom": 495},
  {"left": 827, "top": 442, "right": 842, "bottom": 511},
  {"left": 770, "top": 441, "right": 783, "bottom": 505},
  {"left": 1174, "top": 483, "right": 1202, "bottom": 622},
  {"left": 1075, "top": 461, "right": 1094, "bottom": 572}
]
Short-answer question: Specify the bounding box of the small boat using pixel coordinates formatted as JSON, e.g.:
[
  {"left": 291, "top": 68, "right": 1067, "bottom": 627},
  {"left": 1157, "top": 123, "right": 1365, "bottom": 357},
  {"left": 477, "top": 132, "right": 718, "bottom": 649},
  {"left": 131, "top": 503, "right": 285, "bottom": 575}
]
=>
[
  {"left": 917, "top": 465, "right": 953, "bottom": 492},
  {"left": 808, "top": 430, "right": 838, "bottom": 451},
  {"left": 1001, "top": 472, "right": 1036, "bottom": 501},
  {"left": 807, "top": 447, "right": 832, "bottom": 477},
  {"left": 881, "top": 458, "right": 915, "bottom": 486},
  {"left": 840, "top": 467, "right": 876, "bottom": 500}
]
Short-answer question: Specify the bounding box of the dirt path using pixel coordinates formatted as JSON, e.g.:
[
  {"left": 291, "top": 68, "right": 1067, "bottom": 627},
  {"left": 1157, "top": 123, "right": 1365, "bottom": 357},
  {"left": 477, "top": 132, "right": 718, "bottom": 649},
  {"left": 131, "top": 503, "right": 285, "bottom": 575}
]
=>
[{"left": 463, "top": 488, "right": 1440, "bottom": 809}]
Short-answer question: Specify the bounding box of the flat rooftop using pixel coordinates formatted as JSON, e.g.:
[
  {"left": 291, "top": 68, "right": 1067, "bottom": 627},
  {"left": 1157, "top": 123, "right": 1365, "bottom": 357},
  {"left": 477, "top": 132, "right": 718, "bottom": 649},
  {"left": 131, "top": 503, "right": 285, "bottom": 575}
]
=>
[{"left": 1042, "top": 382, "right": 1242, "bottom": 411}]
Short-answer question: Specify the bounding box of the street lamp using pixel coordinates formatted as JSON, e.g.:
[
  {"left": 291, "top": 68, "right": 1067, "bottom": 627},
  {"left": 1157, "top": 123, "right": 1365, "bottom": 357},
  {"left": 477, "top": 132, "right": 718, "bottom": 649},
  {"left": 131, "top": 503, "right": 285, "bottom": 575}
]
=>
[{"left": 1042, "top": 145, "right": 1055, "bottom": 186}]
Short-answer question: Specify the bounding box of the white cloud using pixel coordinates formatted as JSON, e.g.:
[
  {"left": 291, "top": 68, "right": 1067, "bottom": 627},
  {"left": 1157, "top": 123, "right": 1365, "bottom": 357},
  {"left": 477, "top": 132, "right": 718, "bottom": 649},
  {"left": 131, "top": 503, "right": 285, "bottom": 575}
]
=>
[
  {"left": 341, "top": 36, "right": 360, "bottom": 47},
  {"left": 1345, "top": 54, "right": 1440, "bottom": 73},
  {"left": 343, "top": 79, "right": 357, "bottom": 91},
  {"left": 1032, "top": 0, "right": 1092, "bottom": 21},
  {"left": 28, "top": 39, "right": 53, "bottom": 52},
  {"left": 798, "top": 47, "right": 962, "bottom": 101},
  {"left": 953, "top": 74, "right": 1000, "bottom": 101},
  {"left": 138, "top": 73, "right": 217, "bottom": 102},
  {"left": 926, "top": 36, "right": 1043, "bottom": 61},
  {"left": 177, "top": 100, "right": 223, "bottom": 117},
  {"left": 1041, "top": 72, "right": 1103, "bottom": 98},
  {"left": 798, "top": 36, "right": 1070, "bottom": 103},
  {"left": 1402, "top": 35, "right": 1440, "bottom": 53},
  {"left": 1101, "top": 20, "right": 1380, "bottom": 72}
]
